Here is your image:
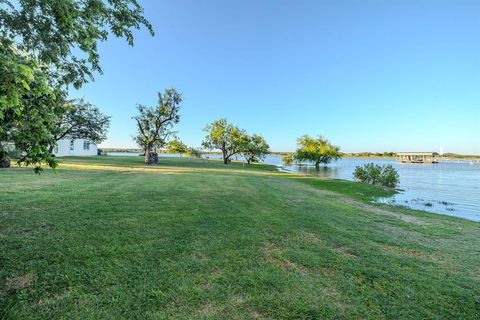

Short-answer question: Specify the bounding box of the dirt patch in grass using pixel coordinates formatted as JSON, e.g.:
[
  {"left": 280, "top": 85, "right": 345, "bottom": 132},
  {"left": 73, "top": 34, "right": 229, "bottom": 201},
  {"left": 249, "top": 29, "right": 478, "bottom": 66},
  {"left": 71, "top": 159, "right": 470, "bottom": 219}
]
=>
[
  {"left": 263, "top": 243, "right": 306, "bottom": 273},
  {"left": 381, "top": 245, "right": 436, "bottom": 261},
  {"left": 333, "top": 246, "right": 357, "bottom": 259},
  {"left": 250, "top": 310, "right": 264, "bottom": 319},
  {"left": 296, "top": 231, "right": 325, "bottom": 246},
  {"left": 196, "top": 302, "right": 223, "bottom": 318},
  {"left": 5, "top": 273, "right": 36, "bottom": 290},
  {"left": 320, "top": 267, "right": 335, "bottom": 277}
]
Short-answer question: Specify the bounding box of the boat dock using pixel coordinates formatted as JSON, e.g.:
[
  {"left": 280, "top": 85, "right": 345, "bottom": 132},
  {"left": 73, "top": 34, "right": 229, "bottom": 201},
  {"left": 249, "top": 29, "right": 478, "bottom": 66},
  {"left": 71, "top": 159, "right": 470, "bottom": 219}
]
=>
[
  {"left": 397, "top": 152, "right": 480, "bottom": 165},
  {"left": 396, "top": 152, "right": 439, "bottom": 164}
]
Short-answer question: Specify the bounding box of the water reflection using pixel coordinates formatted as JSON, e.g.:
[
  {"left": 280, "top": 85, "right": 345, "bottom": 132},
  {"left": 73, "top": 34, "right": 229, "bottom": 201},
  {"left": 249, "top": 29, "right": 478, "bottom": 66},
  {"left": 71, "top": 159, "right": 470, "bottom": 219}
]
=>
[{"left": 294, "top": 165, "right": 340, "bottom": 178}]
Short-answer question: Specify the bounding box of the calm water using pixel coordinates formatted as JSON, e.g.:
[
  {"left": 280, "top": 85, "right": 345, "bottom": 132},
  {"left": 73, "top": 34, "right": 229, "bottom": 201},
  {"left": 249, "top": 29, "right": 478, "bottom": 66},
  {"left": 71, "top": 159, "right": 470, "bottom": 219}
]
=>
[
  {"left": 108, "top": 152, "right": 480, "bottom": 221},
  {"left": 289, "top": 158, "right": 480, "bottom": 222}
]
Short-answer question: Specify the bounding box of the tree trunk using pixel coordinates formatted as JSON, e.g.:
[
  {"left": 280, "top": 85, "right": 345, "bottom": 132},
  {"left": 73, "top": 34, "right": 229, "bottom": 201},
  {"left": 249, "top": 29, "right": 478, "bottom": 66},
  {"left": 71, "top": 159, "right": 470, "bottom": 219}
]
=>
[
  {"left": 144, "top": 144, "right": 158, "bottom": 165},
  {"left": 144, "top": 147, "right": 150, "bottom": 164},
  {"left": 0, "top": 143, "right": 11, "bottom": 168},
  {"left": 222, "top": 150, "right": 228, "bottom": 164},
  {"left": 315, "top": 158, "right": 320, "bottom": 169},
  {"left": 48, "top": 145, "right": 55, "bottom": 154}
]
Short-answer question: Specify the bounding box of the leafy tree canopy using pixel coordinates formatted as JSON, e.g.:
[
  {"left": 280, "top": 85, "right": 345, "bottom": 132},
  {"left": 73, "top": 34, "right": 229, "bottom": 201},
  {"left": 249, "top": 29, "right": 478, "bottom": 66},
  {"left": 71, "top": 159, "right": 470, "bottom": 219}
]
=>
[
  {"left": 0, "top": 0, "right": 152, "bottom": 171},
  {"left": 186, "top": 147, "right": 202, "bottom": 158},
  {"left": 353, "top": 163, "right": 400, "bottom": 188},
  {"left": 167, "top": 139, "right": 188, "bottom": 155},
  {"left": 294, "top": 135, "right": 341, "bottom": 168},
  {"left": 50, "top": 98, "right": 111, "bottom": 152},
  {"left": 133, "top": 88, "right": 182, "bottom": 165},
  {"left": 202, "top": 119, "right": 247, "bottom": 165},
  {"left": 0, "top": 0, "right": 154, "bottom": 88},
  {"left": 241, "top": 134, "right": 270, "bottom": 164},
  {"left": 0, "top": 39, "right": 65, "bottom": 171}
]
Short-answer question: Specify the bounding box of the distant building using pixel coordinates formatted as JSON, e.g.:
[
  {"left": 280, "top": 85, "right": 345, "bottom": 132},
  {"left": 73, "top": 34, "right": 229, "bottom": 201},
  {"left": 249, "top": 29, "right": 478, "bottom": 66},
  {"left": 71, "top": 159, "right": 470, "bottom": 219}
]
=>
[
  {"left": 54, "top": 139, "right": 97, "bottom": 157},
  {"left": 396, "top": 152, "right": 439, "bottom": 164}
]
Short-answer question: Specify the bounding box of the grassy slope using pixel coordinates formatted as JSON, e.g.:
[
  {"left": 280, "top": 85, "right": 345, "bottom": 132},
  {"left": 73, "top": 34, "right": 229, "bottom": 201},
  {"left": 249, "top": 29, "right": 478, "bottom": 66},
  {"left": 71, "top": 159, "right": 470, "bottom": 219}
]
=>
[{"left": 1, "top": 156, "right": 479, "bottom": 319}]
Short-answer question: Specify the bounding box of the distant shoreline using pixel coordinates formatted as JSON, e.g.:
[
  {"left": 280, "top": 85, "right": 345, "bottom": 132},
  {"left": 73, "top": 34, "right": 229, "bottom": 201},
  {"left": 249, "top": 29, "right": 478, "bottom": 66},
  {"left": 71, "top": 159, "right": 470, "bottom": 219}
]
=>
[{"left": 101, "top": 148, "right": 479, "bottom": 159}]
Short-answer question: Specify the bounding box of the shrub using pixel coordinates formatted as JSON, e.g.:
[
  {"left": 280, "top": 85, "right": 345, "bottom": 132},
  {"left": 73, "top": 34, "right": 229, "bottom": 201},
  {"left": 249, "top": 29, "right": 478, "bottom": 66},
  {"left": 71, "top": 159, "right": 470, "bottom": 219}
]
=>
[
  {"left": 353, "top": 163, "right": 399, "bottom": 188},
  {"left": 97, "top": 148, "right": 107, "bottom": 155},
  {"left": 187, "top": 148, "right": 203, "bottom": 158},
  {"left": 282, "top": 153, "right": 293, "bottom": 166}
]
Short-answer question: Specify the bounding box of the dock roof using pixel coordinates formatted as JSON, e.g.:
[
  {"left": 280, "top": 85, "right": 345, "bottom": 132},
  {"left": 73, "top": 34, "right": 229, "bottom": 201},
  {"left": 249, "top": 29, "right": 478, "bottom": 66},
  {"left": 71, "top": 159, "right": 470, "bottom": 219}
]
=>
[{"left": 396, "top": 152, "right": 438, "bottom": 156}]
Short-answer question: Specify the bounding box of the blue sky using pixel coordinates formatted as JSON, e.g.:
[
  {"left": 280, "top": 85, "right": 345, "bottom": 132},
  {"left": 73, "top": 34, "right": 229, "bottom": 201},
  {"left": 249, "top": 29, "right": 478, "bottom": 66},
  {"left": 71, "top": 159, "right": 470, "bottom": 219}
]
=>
[{"left": 73, "top": 0, "right": 480, "bottom": 154}]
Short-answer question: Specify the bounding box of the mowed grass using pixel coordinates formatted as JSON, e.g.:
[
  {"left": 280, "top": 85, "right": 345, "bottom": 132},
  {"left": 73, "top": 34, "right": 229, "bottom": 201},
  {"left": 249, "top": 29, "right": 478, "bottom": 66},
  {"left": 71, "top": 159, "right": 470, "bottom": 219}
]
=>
[{"left": 1, "top": 156, "right": 479, "bottom": 319}]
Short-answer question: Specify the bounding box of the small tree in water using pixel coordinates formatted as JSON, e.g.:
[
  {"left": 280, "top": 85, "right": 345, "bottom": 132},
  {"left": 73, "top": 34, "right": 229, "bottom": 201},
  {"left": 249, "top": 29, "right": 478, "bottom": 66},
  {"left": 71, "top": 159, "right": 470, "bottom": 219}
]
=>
[
  {"left": 282, "top": 153, "right": 294, "bottom": 166},
  {"left": 133, "top": 89, "right": 182, "bottom": 165},
  {"left": 294, "top": 135, "right": 341, "bottom": 168},
  {"left": 353, "top": 163, "right": 400, "bottom": 188}
]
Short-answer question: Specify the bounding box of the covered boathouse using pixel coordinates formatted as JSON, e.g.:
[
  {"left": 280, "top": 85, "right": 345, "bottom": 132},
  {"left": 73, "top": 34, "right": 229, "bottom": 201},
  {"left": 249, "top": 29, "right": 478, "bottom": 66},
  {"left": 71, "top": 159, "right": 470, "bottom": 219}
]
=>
[{"left": 396, "top": 152, "right": 439, "bottom": 164}]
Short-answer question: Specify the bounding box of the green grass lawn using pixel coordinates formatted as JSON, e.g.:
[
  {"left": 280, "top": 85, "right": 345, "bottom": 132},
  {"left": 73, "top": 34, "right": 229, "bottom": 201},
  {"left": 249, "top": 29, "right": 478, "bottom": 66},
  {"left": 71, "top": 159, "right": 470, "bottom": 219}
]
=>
[{"left": 1, "top": 156, "right": 479, "bottom": 319}]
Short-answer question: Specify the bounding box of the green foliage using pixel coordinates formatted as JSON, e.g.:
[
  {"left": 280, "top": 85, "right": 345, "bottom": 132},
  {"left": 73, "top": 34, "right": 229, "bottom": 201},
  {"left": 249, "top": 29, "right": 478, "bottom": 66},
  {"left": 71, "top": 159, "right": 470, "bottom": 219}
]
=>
[
  {"left": 186, "top": 147, "right": 203, "bottom": 158},
  {"left": 241, "top": 134, "right": 270, "bottom": 164},
  {"left": 0, "top": 0, "right": 152, "bottom": 171},
  {"left": 167, "top": 140, "right": 188, "bottom": 155},
  {"left": 133, "top": 88, "right": 182, "bottom": 164},
  {"left": 293, "top": 135, "right": 341, "bottom": 168},
  {"left": 353, "top": 163, "right": 400, "bottom": 188},
  {"left": 202, "top": 119, "right": 248, "bottom": 164},
  {"left": 0, "top": 39, "right": 65, "bottom": 171},
  {"left": 0, "top": 0, "right": 154, "bottom": 88},
  {"left": 282, "top": 153, "right": 294, "bottom": 166},
  {"left": 51, "top": 98, "right": 110, "bottom": 149}
]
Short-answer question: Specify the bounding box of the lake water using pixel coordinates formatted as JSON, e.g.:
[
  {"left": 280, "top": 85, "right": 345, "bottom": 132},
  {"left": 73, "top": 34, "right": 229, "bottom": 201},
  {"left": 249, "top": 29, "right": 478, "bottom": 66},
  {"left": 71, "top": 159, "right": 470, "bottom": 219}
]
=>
[{"left": 108, "top": 152, "right": 480, "bottom": 221}]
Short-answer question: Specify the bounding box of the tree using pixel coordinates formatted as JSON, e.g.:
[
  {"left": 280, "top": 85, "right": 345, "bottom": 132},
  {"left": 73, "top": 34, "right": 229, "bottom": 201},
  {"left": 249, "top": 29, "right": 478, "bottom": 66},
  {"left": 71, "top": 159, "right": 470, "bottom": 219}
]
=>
[
  {"left": 186, "top": 147, "right": 203, "bottom": 158},
  {"left": 0, "top": 40, "right": 65, "bottom": 171},
  {"left": 353, "top": 163, "right": 400, "bottom": 188},
  {"left": 49, "top": 99, "right": 110, "bottom": 153},
  {"left": 133, "top": 89, "right": 182, "bottom": 165},
  {"left": 294, "top": 135, "right": 341, "bottom": 169},
  {"left": 0, "top": 0, "right": 152, "bottom": 171},
  {"left": 241, "top": 134, "right": 270, "bottom": 164},
  {"left": 202, "top": 119, "right": 247, "bottom": 164},
  {"left": 167, "top": 140, "right": 188, "bottom": 156},
  {"left": 0, "top": 0, "right": 154, "bottom": 88},
  {"left": 282, "top": 153, "right": 294, "bottom": 166}
]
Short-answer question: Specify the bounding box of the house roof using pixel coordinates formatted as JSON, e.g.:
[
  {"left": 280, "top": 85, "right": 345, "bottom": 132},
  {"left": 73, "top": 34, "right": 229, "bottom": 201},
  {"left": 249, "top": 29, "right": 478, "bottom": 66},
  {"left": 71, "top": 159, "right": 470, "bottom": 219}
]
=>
[{"left": 396, "top": 152, "right": 439, "bottom": 156}]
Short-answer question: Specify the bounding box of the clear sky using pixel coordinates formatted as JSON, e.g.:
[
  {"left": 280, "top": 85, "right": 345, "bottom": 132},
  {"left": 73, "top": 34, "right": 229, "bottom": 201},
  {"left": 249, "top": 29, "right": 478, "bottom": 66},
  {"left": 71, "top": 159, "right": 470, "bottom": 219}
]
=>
[{"left": 73, "top": 0, "right": 480, "bottom": 154}]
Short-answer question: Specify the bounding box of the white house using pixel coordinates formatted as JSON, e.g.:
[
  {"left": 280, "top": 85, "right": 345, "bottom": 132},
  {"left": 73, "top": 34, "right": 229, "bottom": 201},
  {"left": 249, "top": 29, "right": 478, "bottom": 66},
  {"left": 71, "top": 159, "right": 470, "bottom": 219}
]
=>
[{"left": 54, "top": 139, "right": 98, "bottom": 157}]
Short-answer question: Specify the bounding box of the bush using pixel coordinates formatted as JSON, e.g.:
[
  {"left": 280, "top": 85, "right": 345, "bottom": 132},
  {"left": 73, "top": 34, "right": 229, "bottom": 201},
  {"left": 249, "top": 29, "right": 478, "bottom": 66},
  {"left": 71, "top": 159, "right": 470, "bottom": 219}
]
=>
[
  {"left": 282, "top": 153, "right": 293, "bottom": 166},
  {"left": 187, "top": 148, "right": 203, "bottom": 158},
  {"left": 353, "top": 163, "right": 399, "bottom": 188}
]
